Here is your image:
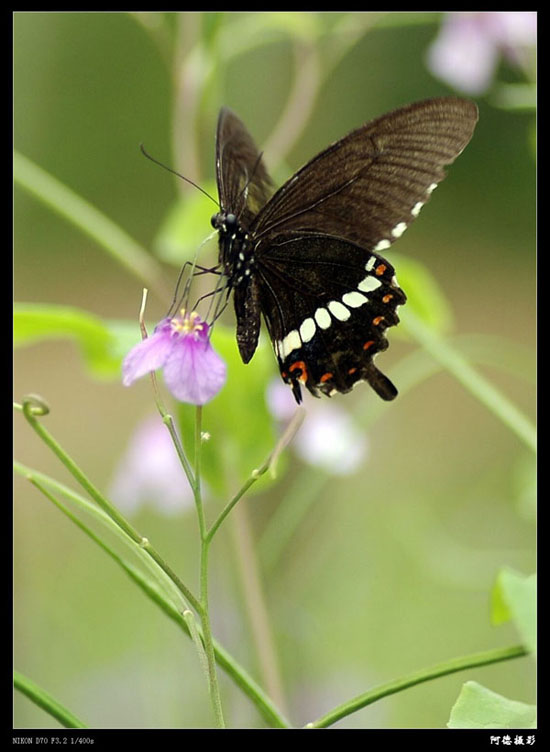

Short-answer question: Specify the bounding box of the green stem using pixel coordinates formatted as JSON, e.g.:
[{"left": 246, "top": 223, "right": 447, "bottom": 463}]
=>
[
  {"left": 207, "top": 468, "right": 266, "bottom": 544},
  {"left": 199, "top": 540, "right": 225, "bottom": 727},
  {"left": 17, "top": 397, "right": 201, "bottom": 614},
  {"left": 207, "top": 407, "right": 306, "bottom": 544},
  {"left": 192, "top": 406, "right": 225, "bottom": 728},
  {"left": 305, "top": 644, "right": 528, "bottom": 729},
  {"left": 183, "top": 609, "right": 210, "bottom": 678},
  {"left": 194, "top": 405, "right": 204, "bottom": 530},
  {"left": 156, "top": 398, "right": 195, "bottom": 490},
  {"left": 14, "top": 671, "right": 87, "bottom": 729}
]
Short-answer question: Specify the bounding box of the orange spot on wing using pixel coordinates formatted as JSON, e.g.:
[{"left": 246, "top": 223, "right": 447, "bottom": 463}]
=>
[
  {"left": 320, "top": 372, "right": 333, "bottom": 383},
  {"left": 373, "top": 316, "right": 384, "bottom": 326},
  {"left": 375, "top": 264, "right": 387, "bottom": 276},
  {"left": 289, "top": 360, "right": 308, "bottom": 383},
  {"left": 382, "top": 294, "right": 393, "bottom": 303},
  {"left": 348, "top": 367, "right": 357, "bottom": 375},
  {"left": 363, "top": 340, "right": 375, "bottom": 350}
]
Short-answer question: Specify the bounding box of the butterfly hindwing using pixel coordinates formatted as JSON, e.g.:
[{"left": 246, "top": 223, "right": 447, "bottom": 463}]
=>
[{"left": 255, "top": 233, "right": 406, "bottom": 400}]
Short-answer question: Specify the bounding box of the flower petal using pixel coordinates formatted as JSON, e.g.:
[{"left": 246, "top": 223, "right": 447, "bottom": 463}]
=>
[
  {"left": 163, "top": 336, "right": 226, "bottom": 405},
  {"left": 122, "top": 320, "right": 174, "bottom": 386}
]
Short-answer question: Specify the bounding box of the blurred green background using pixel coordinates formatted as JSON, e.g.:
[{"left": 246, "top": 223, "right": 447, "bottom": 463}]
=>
[{"left": 14, "top": 12, "right": 535, "bottom": 729}]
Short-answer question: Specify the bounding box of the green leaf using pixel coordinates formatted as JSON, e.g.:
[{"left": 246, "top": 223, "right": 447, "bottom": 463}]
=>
[
  {"left": 390, "top": 253, "right": 453, "bottom": 335},
  {"left": 176, "top": 325, "right": 280, "bottom": 497},
  {"left": 14, "top": 302, "right": 144, "bottom": 380},
  {"left": 491, "top": 569, "right": 537, "bottom": 654},
  {"left": 14, "top": 303, "right": 120, "bottom": 378},
  {"left": 448, "top": 680, "right": 536, "bottom": 729}
]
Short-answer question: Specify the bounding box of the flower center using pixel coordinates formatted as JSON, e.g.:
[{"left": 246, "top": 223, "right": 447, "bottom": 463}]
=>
[{"left": 170, "top": 309, "right": 207, "bottom": 339}]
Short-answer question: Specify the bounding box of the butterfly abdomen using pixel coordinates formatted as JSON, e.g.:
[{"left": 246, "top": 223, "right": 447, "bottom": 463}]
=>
[{"left": 212, "top": 211, "right": 264, "bottom": 363}]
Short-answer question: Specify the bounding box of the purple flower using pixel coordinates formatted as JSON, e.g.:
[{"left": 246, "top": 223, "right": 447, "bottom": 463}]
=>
[
  {"left": 427, "top": 12, "right": 537, "bottom": 94},
  {"left": 109, "top": 415, "right": 193, "bottom": 515},
  {"left": 267, "top": 381, "right": 368, "bottom": 475},
  {"left": 123, "top": 310, "right": 226, "bottom": 405}
]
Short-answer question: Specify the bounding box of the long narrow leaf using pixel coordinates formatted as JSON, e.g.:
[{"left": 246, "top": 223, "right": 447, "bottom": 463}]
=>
[{"left": 14, "top": 671, "right": 87, "bottom": 729}]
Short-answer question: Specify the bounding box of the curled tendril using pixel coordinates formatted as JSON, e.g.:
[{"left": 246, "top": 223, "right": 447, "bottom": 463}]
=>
[{"left": 22, "top": 394, "right": 50, "bottom": 418}]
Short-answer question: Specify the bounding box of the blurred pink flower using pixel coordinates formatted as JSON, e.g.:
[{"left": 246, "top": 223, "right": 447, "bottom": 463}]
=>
[
  {"left": 267, "top": 381, "right": 368, "bottom": 475},
  {"left": 427, "top": 12, "right": 537, "bottom": 94},
  {"left": 109, "top": 416, "right": 193, "bottom": 515}
]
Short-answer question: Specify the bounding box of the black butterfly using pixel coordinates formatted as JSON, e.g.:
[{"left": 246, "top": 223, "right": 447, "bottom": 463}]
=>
[{"left": 210, "top": 98, "right": 478, "bottom": 404}]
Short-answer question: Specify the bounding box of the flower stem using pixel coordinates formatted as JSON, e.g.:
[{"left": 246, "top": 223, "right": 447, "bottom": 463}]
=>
[
  {"left": 138, "top": 290, "right": 196, "bottom": 489},
  {"left": 192, "top": 406, "right": 225, "bottom": 728},
  {"left": 199, "top": 539, "right": 225, "bottom": 727}
]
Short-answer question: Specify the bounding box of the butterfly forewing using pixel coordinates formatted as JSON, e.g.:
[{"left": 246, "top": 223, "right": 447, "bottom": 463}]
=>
[
  {"left": 252, "top": 98, "right": 478, "bottom": 252},
  {"left": 216, "top": 107, "right": 274, "bottom": 228},
  {"left": 213, "top": 98, "right": 478, "bottom": 403}
]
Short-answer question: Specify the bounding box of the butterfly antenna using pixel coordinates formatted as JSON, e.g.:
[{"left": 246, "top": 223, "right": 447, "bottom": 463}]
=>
[{"left": 140, "top": 144, "right": 219, "bottom": 207}]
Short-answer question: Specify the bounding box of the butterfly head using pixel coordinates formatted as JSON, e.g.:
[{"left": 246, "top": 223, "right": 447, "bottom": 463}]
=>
[{"left": 211, "top": 211, "right": 238, "bottom": 234}]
